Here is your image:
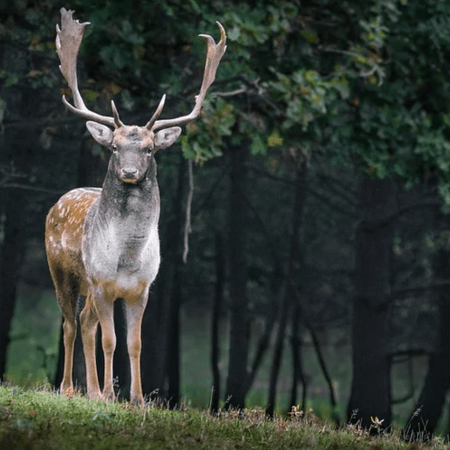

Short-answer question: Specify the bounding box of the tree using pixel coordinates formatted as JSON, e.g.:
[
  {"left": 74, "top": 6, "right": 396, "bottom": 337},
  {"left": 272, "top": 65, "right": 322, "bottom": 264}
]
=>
[
  {"left": 404, "top": 215, "right": 450, "bottom": 440},
  {"left": 348, "top": 177, "right": 397, "bottom": 428}
]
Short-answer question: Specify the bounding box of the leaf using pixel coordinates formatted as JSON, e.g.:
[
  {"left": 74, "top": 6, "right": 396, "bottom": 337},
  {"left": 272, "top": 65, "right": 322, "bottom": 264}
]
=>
[
  {"left": 251, "top": 135, "right": 266, "bottom": 156},
  {"left": 300, "top": 28, "right": 319, "bottom": 44},
  {"left": 267, "top": 130, "right": 283, "bottom": 148},
  {"left": 83, "top": 89, "right": 100, "bottom": 102},
  {"left": 228, "top": 27, "right": 241, "bottom": 42}
]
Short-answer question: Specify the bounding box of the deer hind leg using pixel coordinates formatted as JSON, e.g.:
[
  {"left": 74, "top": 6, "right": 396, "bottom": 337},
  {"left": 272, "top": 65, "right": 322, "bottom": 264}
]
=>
[
  {"left": 60, "top": 315, "right": 76, "bottom": 396},
  {"left": 125, "top": 294, "right": 148, "bottom": 405},
  {"left": 80, "top": 291, "right": 102, "bottom": 400},
  {"left": 52, "top": 270, "right": 79, "bottom": 396}
]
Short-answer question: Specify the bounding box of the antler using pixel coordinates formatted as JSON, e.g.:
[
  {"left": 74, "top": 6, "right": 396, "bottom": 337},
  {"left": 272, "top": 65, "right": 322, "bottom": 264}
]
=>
[
  {"left": 56, "top": 8, "right": 226, "bottom": 131},
  {"left": 56, "top": 8, "right": 122, "bottom": 128},
  {"left": 148, "top": 22, "right": 227, "bottom": 132}
]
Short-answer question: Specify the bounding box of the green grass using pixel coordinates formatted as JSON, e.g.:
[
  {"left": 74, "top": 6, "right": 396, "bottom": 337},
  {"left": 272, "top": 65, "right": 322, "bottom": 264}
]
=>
[{"left": 0, "top": 384, "right": 447, "bottom": 450}]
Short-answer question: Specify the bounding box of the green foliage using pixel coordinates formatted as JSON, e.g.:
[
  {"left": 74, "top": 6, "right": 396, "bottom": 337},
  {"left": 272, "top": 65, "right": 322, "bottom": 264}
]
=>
[
  {"left": 4, "top": 0, "right": 450, "bottom": 202},
  {"left": 181, "top": 98, "right": 236, "bottom": 163},
  {"left": 0, "top": 71, "right": 20, "bottom": 88},
  {"left": 266, "top": 68, "right": 348, "bottom": 132}
]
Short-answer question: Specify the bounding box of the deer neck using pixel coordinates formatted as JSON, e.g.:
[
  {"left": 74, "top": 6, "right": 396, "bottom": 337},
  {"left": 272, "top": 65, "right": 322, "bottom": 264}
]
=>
[
  {"left": 95, "top": 160, "right": 160, "bottom": 238},
  {"left": 81, "top": 160, "right": 161, "bottom": 285}
]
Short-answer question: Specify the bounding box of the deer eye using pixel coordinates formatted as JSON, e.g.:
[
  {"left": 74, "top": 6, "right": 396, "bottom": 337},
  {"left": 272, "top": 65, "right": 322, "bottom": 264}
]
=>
[{"left": 111, "top": 143, "right": 118, "bottom": 152}]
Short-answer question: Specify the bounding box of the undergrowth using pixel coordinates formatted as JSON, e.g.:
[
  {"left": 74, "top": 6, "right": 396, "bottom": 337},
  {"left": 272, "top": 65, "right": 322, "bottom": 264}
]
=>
[{"left": 0, "top": 384, "right": 446, "bottom": 449}]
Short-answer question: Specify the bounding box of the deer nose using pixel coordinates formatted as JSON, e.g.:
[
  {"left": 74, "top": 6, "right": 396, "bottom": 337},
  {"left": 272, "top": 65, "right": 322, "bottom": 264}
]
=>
[{"left": 121, "top": 167, "right": 139, "bottom": 181}]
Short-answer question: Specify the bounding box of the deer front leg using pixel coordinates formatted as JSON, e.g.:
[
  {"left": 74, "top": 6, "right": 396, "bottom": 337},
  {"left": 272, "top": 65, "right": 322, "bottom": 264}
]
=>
[
  {"left": 126, "top": 296, "right": 148, "bottom": 405},
  {"left": 93, "top": 291, "right": 116, "bottom": 402},
  {"left": 80, "top": 292, "right": 102, "bottom": 400}
]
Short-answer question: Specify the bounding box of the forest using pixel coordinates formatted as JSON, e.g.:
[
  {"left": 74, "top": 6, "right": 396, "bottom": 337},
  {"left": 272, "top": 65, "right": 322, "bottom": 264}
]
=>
[{"left": 1, "top": 0, "right": 450, "bottom": 439}]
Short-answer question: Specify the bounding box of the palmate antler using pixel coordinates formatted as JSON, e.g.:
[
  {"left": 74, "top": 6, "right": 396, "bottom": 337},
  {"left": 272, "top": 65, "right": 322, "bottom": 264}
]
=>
[{"left": 56, "top": 8, "right": 227, "bottom": 131}]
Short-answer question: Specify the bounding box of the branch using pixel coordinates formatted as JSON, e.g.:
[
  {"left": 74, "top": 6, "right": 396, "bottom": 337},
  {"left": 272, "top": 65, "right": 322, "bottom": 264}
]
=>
[
  {"left": 391, "top": 280, "right": 450, "bottom": 299},
  {"left": 211, "top": 86, "right": 247, "bottom": 98},
  {"left": 183, "top": 160, "right": 194, "bottom": 264},
  {"left": 0, "top": 182, "right": 64, "bottom": 195}
]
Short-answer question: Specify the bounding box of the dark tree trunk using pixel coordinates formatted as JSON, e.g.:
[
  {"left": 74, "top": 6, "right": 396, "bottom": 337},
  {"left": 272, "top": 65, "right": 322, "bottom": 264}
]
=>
[
  {"left": 0, "top": 193, "right": 25, "bottom": 379},
  {"left": 0, "top": 43, "right": 27, "bottom": 381},
  {"left": 54, "top": 325, "right": 64, "bottom": 388},
  {"left": 141, "top": 291, "right": 168, "bottom": 398},
  {"left": 266, "top": 281, "right": 290, "bottom": 418},
  {"left": 114, "top": 299, "right": 130, "bottom": 400},
  {"left": 266, "top": 159, "right": 308, "bottom": 418},
  {"left": 142, "top": 153, "right": 185, "bottom": 401},
  {"left": 166, "top": 267, "right": 181, "bottom": 408},
  {"left": 404, "top": 244, "right": 450, "bottom": 440},
  {"left": 165, "top": 155, "right": 187, "bottom": 408},
  {"left": 225, "top": 142, "right": 249, "bottom": 410},
  {"left": 245, "top": 260, "right": 282, "bottom": 394},
  {"left": 211, "top": 233, "right": 225, "bottom": 414},
  {"left": 289, "top": 302, "right": 307, "bottom": 411},
  {"left": 307, "top": 320, "right": 338, "bottom": 420},
  {"left": 347, "top": 177, "right": 397, "bottom": 429}
]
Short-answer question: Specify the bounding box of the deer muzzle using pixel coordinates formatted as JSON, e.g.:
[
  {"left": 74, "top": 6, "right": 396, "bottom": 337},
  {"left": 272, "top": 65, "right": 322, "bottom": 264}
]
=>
[{"left": 120, "top": 167, "right": 140, "bottom": 184}]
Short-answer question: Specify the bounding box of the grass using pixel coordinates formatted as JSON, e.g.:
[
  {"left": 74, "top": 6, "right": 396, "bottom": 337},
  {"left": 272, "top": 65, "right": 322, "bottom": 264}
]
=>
[{"left": 0, "top": 384, "right": 448, "bottom": 450}]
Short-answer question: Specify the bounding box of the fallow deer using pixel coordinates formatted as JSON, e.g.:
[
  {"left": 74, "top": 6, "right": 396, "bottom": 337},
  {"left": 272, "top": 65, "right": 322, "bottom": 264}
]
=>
[{"left": 45, "top": 8, "right": 226, "bottom": 405}]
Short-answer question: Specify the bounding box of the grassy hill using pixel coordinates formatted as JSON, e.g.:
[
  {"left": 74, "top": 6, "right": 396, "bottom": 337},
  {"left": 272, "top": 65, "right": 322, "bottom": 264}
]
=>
[{"left": 0, "top": 384, "right": 446, "bottom": 450}]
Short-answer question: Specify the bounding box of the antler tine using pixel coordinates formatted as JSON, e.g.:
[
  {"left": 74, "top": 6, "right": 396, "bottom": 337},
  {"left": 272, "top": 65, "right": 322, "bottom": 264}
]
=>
[
  {"left": 111, "top": 100, "right": 124, "bottom": 128},
  {"left": 145, "top": 95, "right": 166, "bottom": 130},
  {"left": 150, "top": 22, "right": 227, "bottom": 132},
  {"left": 56, "top": 8, "right": 118, "bottom": 128}
]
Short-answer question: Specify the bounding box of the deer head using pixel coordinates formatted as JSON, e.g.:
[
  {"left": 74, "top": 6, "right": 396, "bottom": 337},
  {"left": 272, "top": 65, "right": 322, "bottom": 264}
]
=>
[{"left": 85, "top": 123, "right": 181, "bottom": 184}]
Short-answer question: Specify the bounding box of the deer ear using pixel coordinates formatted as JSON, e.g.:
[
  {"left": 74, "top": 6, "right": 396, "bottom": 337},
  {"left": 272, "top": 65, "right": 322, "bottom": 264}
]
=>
[
  {"left": 86, "top": 121, "right": 114, "bottom": 147},
  {"left": 154, "top": 127, "right": 182, "bottom": 151}
]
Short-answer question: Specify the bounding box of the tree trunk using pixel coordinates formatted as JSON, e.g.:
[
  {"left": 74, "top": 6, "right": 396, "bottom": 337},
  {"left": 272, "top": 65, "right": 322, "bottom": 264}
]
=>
[
  {"left": 0, "top": 193, "right": 25, "bottom": 379},
  {"left": 113, "top": 299, "right": 130, "bottom": 400},
  {"left": 347, "top": 177, "right": 397, "bottom": 429},
  {"left": 289, "top": 302, "right": 307, "bottom": 411},
  {"left": 225, "top": 142, "right": 249, "bottom": 410},
  {"left": 266, "top": 159, "right": 308, "bottom": 418},
  {"left": 266, "top": 281, "right": 290, "bottom": 418},
  {"left": 245, "top": 260, "right": 282, "bottom": 394},
  {"left": 166, "top": 266, "right": 181, "bottom": 408},
  {"left": 404, "top": 244, "right": 450, "bottom": 440},
  {"left": 211, "top": 233, "right": 225, "bottom": 413},
  {"left": 165, "top": 155, "right": 187, "bottom": 408},
  {"left": 142, "top": 153, "right": 185, "bottom": 401},
  {"left": 141, "top": 290, "right": 168, "bottom": 398}
]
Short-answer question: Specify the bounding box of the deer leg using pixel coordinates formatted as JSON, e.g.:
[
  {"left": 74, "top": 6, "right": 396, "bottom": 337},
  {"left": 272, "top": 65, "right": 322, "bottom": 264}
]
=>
[
  {"left": 80, "top": 292, "right": 101, "bottom": 400},
  {"left": 93, "top": 292, "right": 116, "bottom": 402},
  {"left": 53, "top": 273, "right": 79, "bottom": 397},
  {"left": 60, "top": 316, "right": 76, "bottom": 395},
  {"left": 125, "top": 295, "right": 148, "bottom": 405}
]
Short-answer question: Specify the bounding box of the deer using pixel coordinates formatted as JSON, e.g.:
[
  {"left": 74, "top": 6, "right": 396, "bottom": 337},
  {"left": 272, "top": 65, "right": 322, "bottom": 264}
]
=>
[{"left": 45, "top": 8, "right": 226, "bottom": 405}]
